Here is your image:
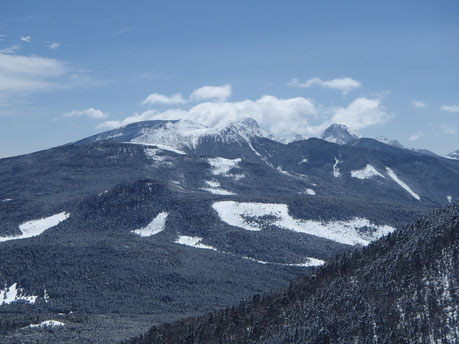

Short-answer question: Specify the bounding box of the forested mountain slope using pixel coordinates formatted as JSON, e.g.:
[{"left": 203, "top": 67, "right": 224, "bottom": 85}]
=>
[{"left": 129, "top": 202, "right": 458, "bottom": 344}]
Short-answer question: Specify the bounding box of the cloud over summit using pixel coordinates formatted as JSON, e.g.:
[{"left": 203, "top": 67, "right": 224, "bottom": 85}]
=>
[{"left": 99, "top": 84, "right": 390, "bottom": 139}]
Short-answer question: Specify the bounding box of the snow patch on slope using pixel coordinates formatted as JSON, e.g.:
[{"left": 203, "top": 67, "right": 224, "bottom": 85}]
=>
[
  {"left": 351, "top": 165, "right": 385, "bottom": 180},
  {"left": 200, "top": 180, "right": 236, "bottom": 195},
  {"left": 0, "top": 283, "right": 38, "bottom": 305},
  {"left": 175, "top": 236, "right": 217, "bottom": 251},
  {"left": 299, "top": 158, "right": 308, "bottom": 164},
  {"left": 208, "top": 157, "right": 244, "bottom": 180},
  {"left": 1, "top": 198, "right": 12, "bottom": 202},
  {"left": 333, "top": 157, "right": 341, "bottom": 177},
  {"left": 386, "top": 167, "right": 420, "bottom": 200},
  {"left": 131, "top": 212, "right": 168, "bottom": 237},
  {"left": 447, "top": 196, "right": 452, "bottom": 203},
  {"left": 302, "top": 188, "right": 316, "bottom": 195},
  {"left": 28, "top": 320, "right": 64, "bottom": 329},
  {"left": 0, "top": 212, "right": 70, "bottom": 243},
  {"left": 144, "top": 148, "right": 170, "bottom": 163},
  {"left": 212, "top": 201, "right": 395, "bottom": 246}
]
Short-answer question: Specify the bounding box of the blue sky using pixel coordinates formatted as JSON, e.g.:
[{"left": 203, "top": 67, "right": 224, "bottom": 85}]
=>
[{"left": 0, "top": 0, "right": 458, "bottom": 158}]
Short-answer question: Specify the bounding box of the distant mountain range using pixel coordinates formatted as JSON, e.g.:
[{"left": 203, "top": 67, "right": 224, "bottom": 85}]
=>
[{"left": 0, "top": 118, "right": 458, "bottom": 343}]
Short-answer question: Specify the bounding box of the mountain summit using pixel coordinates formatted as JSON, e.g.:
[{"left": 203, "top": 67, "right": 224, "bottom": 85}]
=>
[
  {"left": 79, "top": 118, "right": 269, "bottom": 154},
  {"left": 321, "top": 123, "right": 360, "bottom": 145}
]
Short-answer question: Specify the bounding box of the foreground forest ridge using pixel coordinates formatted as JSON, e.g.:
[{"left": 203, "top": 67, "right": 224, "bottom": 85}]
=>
[{"left": 127, "top": 202, "right": 458, "bottom": 344}]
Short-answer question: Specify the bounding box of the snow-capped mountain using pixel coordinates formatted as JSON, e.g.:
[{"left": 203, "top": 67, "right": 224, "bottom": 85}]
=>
[
  {"left": 1, "top": 118, "right": 458, "bottom": 343},
  {"left": 80, "top": 118, "right": 270, "bottom": 154},
  {"left": 321, "top": 123, "right": 360, "bottom": 145}
]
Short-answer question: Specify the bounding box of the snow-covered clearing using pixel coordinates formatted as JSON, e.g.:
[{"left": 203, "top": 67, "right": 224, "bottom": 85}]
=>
[
  {"left": 175, "top": 236, "right": 217, "bottom": 251},
  {"left": 208, "top": 157, "right": 241, "bottom": 176},
  {"left": 131, "top": 212, "right": 168, "bottom": 237},
  {"left": 28, "top": 320, "right": 64, "bottom": 329},
  {"left": 351, "top": 165, "right": 385, "bottom": 180},
  {"left": 333, "top": 157, "right": 341, "bottom": 177},
  {"left": 0, "top": 212, "right": 70, "bottom": 243},
  {"left": 386, "top": 167, "right": 420, "bottom": 200},
  {"left": 0, "top": 283, "right": 38, "bottom": 305},
  {"left": 212, "top": 201, "right": 395, "bottom": 246}
]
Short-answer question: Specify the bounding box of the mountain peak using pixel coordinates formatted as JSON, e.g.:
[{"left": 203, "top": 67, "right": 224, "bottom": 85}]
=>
[
  {"left": 321, "top": 123, "right": 360, "bottom": 145},
  {"left": 376, "top": 136, "right": 404, "bottom": 149}
]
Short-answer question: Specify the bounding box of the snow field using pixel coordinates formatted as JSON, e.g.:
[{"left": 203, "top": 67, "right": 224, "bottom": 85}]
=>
[
  {"left": 212, "top": 201, "right": 395, "bottom": 246},
  {"left": 0, "top": 212, "right": 70, "bottom": 243},
  {"left": 131, "top": 212, "right": 168, "bottom": 237},
  {"left": 351, "top": 165, "right": 385, "bottom": 179}
]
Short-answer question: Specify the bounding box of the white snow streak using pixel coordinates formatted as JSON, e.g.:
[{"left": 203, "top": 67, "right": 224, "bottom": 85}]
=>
[
  {"left": 386, "top": 167, "right": 420, "bottom": 200},
  {"left": 351, "top": 165, "right": 385, "bottom": 180},
  {"left": 212, "top": 201, "right": 395, "bottom": 246},
  {"left": 1, "top": 198, "right": 12, "bottom": 202},
  {"left": 242, "top": 256, "right": 325, "bottom": 267},
  {"left": 175, "top": 235, "right": 324, "bottom": 267},
  {"left": 333, "top": 157, "right": 341, "bottom": 177},
  {"left": 447, "top": 196, "right": 452, "bottom": 203},
  {"left": 200, "top": 180, "right": 236, "bottom": 195},
  {"left": 131, "top": 212, "right": 168, "bottom": 237},
  {"left": 299, "top": 158, "right": 308, "bottom": 164},
  {"left": 304, "top": 188, "right": 316, "bottom": 195},
  {"left": 0, "top": 212, "right": 70, "bottom": 243},
  {"left": 0, "top": 283, "right": 38, "bottom": 305},
  {"left": 175, "top": 236, "right": 217, "bottom": 251}
]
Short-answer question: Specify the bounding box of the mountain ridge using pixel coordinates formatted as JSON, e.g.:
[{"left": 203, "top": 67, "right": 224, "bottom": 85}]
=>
[{"left": 126, "top": 202, "right": 459, "bottom": 344}]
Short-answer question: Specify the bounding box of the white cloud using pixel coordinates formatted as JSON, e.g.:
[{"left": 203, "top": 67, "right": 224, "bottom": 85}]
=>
[
  {"left": 45, "top": 41, "right": 61, "bottom": 50},
  {"left": 0, "top": 53, "right": 68, "bottom": 92},
  {"left": 142, "top": 93, "right": 186, "bottom": 105},
  {"left": 409, "top": 132, "right": 423, "bottom": 141},
  {"left": 288, "top": 77, "right": 361, "bottom": 95},
  {"left": 441, "top": 105, "right": 459, "bottom": 113},
  {"left": 330, "top": 97, "right": 390, "bottom": 130},
  {"left": 99, "top": 95, "right": 320, "bottom": 137},
  {"left": 190, "top": 84, "right": 232, "bottom": 101},
  {"left": 0, "top": 44, "right": 20, "bottom": 54},
  {"left": 412, "top": 100, "right": 427, "bottom": 108},
  {"left": 20, "top": 35, "right": 31, "bottom": 43},
  {"left": 63, "top": 107, "right": 108, "bottom": 119}
]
